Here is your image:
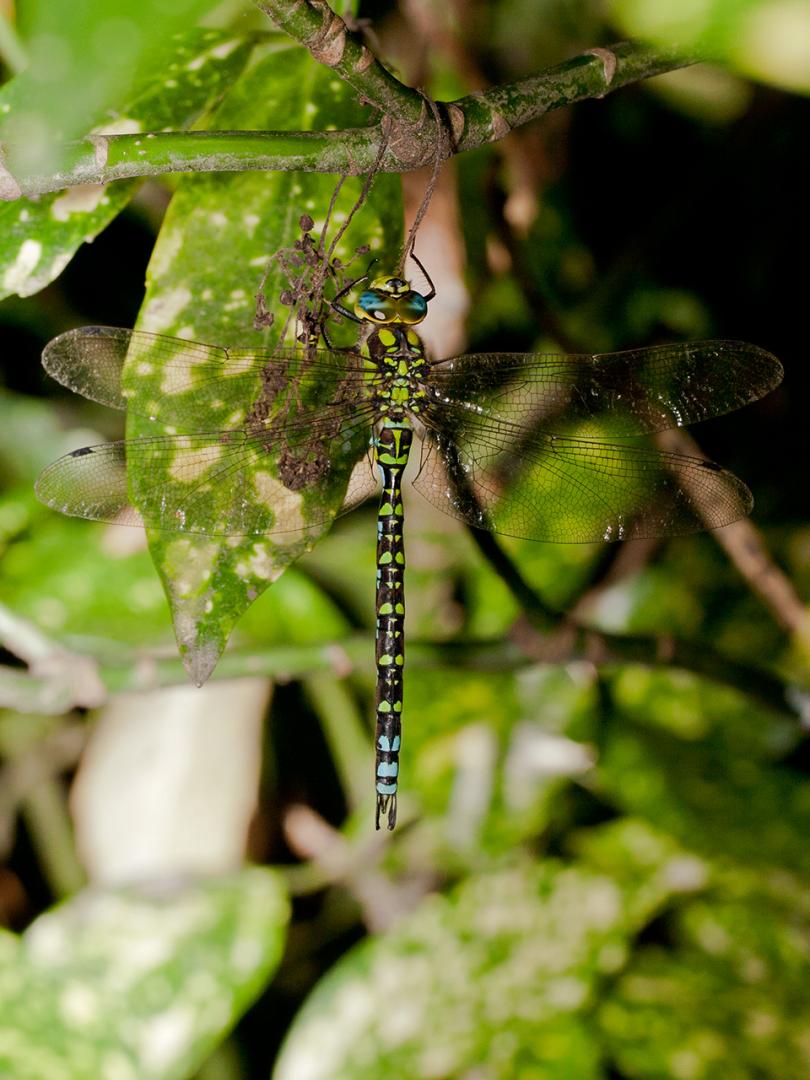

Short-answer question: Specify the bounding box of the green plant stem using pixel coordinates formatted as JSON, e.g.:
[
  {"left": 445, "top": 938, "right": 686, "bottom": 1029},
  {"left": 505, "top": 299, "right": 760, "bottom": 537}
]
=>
[
  {"left": 21, "top": 779, "right": 86, "bottom": 897},
  {"left": 0, "top": 11, "right": 27, "bottom": 75},
  {"left": 0, "top": 716, "right": 87, "bottom": 893},
  {"left": 452, "top": 42, "right": 692, "bottom": 152},
  {"left": 467, "top": 530, "right": 558, "bottom": 632},
  {"left": 0, "top": 629, "right": 795, "bottom": 721},
  {"left": 303, "top": 672, "right": 371, "bottom": 813},
  {"left": 2, "top": 41, "right": 698, "bottom": 199}
]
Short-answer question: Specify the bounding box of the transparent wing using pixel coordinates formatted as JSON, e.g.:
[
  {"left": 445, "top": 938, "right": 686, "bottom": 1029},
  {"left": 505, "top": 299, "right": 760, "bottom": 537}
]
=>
[
  {"left": 36, "top": 407, "right": 379, "bottom": 537},
  {"left": 414, "top": 412, "right": 753, "bottom": 543},
  {"left": 426, "top": 341, "right": 782, "bottom": 436},
  {"left": 42, "top": 326, "right": 372, "bottom": 431}
]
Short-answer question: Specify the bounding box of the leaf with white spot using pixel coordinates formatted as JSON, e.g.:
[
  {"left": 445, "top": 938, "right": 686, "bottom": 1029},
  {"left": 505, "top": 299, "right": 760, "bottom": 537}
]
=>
[
  {"left": 598, "top": 722, "right": 810, "bottom": 876},
  {"left": 0, "top": 869, "right": 288, "bottom": 1080},
  {"left": 0, "top": 29, "right": 257, "bottom": 300},
  {"left": 275, "top": 858, "right": 680, "bottom": 1079},
  {"left": 128, "top": 41, "right": 401, "bottom": 682},
  {"left": 598, "top": 891, "right": 810, "bottom": 1078}
]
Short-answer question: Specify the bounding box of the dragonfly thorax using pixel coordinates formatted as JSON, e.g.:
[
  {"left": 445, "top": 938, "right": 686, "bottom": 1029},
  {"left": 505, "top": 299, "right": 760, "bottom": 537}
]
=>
[{"left": 367, "top": 324, "right": 430, "bottom": 419}]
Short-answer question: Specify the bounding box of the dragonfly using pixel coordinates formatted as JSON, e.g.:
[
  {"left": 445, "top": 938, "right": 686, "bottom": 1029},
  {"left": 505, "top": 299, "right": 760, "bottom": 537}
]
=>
[{"left": 35, "top": 259, "right": 782, "bottom": 829}]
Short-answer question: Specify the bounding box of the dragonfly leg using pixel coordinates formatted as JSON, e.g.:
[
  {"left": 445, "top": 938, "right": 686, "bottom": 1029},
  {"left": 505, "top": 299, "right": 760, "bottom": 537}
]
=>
[
  {"left": 331, "top": 259, "right": 378, "bottom": 322},
  {"left": 407, "top": 247, "right": 436, "bottom": 302}
]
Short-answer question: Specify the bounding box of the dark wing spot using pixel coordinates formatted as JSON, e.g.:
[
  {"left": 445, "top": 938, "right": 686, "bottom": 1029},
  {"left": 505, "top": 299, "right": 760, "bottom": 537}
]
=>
[
  {"left": 700, "top": 459, "right": 722, "bottom": 471},
  {"left": 70, "top": 447, "right": 94, "bottom": 457}
]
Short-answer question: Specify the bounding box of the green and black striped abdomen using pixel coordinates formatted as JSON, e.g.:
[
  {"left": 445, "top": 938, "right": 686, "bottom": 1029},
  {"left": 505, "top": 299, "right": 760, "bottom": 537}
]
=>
[{"left": 373, "top": 421, "right": 412, "bottom": 829}]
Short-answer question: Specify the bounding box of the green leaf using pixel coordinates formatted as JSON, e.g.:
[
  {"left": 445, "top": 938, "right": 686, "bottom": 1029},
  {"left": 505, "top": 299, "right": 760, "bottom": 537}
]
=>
[
  {"left": 598, "top": 893, "right": 810, "bottom": 1078},
  {"left": 0, "top": 388, "right": 81, "bottom": 483},
  {"left": 0, "top": 868, "right": 289, "bottom": 1080},
  {"left": 129, "top": 41, "right": 401, "bottom": 683},
  {"left": 400, "top": 664, "right": 598, "bottom": 848},
  {"left": 598, "top": 721, "right": 810, "bottom": 876},
  {"left": 571, "top": 817, "right": 712, "bottom": 922},
  {"left": 607, "top": 666, "right": 800, "bottom": 759},
  {"left": 0, "top": 29, "right": 256, "bottom": 300},
  {"left": 0, "top": 510, "right": 349, "bottom": 657},
  {"left": 275, "top": 858, "right": 678, "bottom": 1080}
]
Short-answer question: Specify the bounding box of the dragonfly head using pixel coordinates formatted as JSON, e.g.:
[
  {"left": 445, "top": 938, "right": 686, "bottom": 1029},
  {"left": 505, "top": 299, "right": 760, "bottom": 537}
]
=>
[{"left": 354, "top": 275, "right": 429, "bottom": 326}]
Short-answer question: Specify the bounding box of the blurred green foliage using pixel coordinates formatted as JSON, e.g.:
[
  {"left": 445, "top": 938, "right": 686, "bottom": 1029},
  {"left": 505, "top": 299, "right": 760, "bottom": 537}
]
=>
[
  {"left": 2, "top": 0, "right": 220, "bottom": 178},
  {"left": 0, "top": 1, "right": 808, "bottom": 1079},
  {"left": 611, "top": 0, "right": 810, "bottom": 94}
]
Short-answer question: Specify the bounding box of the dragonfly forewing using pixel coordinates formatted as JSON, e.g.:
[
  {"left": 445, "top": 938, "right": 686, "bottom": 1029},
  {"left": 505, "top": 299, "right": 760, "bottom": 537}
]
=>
[
  {"left": 43, "top": 326, "right": 374, "bottom": 433},
  {"left": 427, "top": 341, "right": 782, "bottom": 437},
  {"left": 39, "top": 327, "right": 381, "bottom": 537}
]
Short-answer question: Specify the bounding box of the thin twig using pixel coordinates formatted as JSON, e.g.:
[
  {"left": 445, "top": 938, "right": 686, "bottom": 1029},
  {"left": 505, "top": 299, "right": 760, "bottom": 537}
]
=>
[
  {"left": 282, "top": 804, "right": 429, "bottom": 929},
  {"left": 0, "top": 603, "right": 106, "bottom": 710},
  {"left": 493, "top": 197, "right": 803, "bottom": 654},
  {"left": 0, "top": 603, "right": 64, "bottom": 667},
  {"left": 457, "top": 524, "right": 799, "bottom": 721},
  {"left": 656, "top": 426, "right": 810, "bottom": 650},
  {"left": 465, "top": 530, "right": 559, "bottom": 631}
]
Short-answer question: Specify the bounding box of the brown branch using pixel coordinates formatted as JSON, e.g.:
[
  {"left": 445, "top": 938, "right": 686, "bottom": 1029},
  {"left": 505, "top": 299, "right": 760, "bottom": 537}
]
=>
[{"left": 656, "top": 426, "right": 810, "bottom": 651}]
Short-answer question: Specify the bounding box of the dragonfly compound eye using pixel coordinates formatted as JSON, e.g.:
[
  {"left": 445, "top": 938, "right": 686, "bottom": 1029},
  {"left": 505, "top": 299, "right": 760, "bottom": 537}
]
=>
[
  {"left": 356, "top": 289, "right": 395, "bottom": 322},
  {"left": 355, "top": 286, "right": 429, "bottom": 325},
  {"left": 397, "top": 291, "right": 429, "bottom": 324}
]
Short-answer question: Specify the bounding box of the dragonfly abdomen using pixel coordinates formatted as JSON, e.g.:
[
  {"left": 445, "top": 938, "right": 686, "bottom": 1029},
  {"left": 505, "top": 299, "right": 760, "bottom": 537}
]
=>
[{"left": 373, "top": 421, "right": 412, "bottom": 830}]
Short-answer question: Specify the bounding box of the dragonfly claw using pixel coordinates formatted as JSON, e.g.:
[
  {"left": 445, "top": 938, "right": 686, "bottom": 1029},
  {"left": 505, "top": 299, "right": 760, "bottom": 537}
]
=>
[{"left": 376, "top": 793, "right": 397, "bottom": 831}]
